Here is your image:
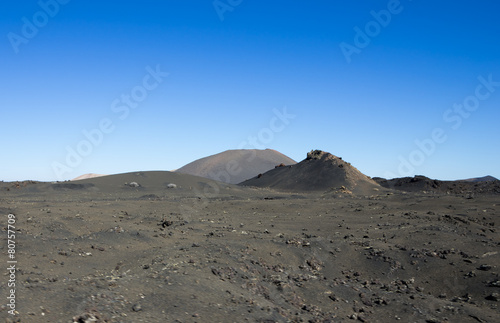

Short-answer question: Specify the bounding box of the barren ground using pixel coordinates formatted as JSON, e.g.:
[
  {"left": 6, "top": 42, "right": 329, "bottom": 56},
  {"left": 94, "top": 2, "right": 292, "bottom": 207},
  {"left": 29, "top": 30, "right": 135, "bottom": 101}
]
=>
[{"left": 0, "top": 174, "right": 499, "bottom": 322}]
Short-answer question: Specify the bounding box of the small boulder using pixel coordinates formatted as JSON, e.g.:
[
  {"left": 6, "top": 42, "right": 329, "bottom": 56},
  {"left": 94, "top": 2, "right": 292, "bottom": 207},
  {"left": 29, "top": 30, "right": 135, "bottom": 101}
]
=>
[
  {"left": 127, "top": 182, "right": 140, "bottom": 188},
  {"left": 478, "top": 264, "right": 492, "bottom": 271},
  {"left": 486, "top": 293, "right": 499, "bottom": 301}
]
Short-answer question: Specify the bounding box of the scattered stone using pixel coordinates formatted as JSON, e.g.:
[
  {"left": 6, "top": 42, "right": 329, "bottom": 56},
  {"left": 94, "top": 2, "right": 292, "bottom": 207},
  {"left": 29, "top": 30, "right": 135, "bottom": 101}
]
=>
[
  {"left": 286, "top": 237, "right": 310, "bottom": 247},
  {"left": 485, "top": 293, "right": 499, "bottom": 301},
  {"left": 477, "top": 264, "right": 492, "bottom": 271},
  {"left": 127, "top": 182, "right": 140, "bottom": 188},
  {"left": 211, "top": 267, "right": 238, "bottom": 281},
  {"left": 159, "top": 219, "right": 174, "bottom": 228},
  {"left": 132, "top": 303, "right": 143, "bottom": 312},
  {"left": 357, "top": 314, "right": 367, "bottom": 322},
  {"left": 72, "top": 312, "right": 101, "bottom": 322},
  {"left": 328, "top": 294, "right": 339, "bottom": 302},
  {"left": 306, "top": 258, "right": 322, "bottom": 271},
  {"left": 465, "top": 271, "right": 476, "bottom": 278},
  {"left": 167, "top": 183, "right": 177, "bottom": 188},
  {"left": 468, "top": 315, "right": 486, "bottom": 323},
  {"left": 487, "top": 280, "right": 500, "bottom": 287}
]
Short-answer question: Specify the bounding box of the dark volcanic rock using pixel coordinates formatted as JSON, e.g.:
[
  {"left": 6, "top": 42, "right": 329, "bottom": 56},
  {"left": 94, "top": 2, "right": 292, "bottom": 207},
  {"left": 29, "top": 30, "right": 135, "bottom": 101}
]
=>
[
  {"left": 240, "top": 150, "right": 381, "bottom": 194},
  {"left": 374, "top": 175, "right": 500, "bottom": 195}
]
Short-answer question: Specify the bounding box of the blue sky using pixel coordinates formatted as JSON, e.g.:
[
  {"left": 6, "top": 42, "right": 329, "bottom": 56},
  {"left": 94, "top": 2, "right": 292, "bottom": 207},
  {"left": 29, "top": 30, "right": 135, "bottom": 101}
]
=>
[{"left": 1, "top": 0, "right": 499, "bottom": 181}]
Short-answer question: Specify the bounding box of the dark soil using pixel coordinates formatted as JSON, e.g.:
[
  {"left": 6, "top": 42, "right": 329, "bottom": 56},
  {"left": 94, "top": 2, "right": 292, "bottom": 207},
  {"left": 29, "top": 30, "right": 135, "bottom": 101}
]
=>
[{"left": 0, "top": 171, "right": 498, "bottom": 322}]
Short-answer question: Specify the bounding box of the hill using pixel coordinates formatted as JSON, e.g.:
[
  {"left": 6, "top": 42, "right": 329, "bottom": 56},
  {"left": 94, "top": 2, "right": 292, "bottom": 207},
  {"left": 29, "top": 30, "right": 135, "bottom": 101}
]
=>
[
  {"left": 462, "top": 175, "right": 499, "bottom": 182},
  {"left": 175, "top": 149, "right": 296, "bottom": 184},
  {"left": 71, "top": 173, "right": 107, "bottom": 181},
  {"left": 58, "top": 170, "right": 239, "bottom": 194},
  {"left": 373, "top": 175, "right": 500, "bottom": 195},
  {"left": 240, "top": 150, "right": 381, "bottom": 194}
]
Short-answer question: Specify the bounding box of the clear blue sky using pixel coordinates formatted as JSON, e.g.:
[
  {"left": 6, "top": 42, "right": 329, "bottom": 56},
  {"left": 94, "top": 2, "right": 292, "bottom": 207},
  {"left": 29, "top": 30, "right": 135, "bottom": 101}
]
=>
[{"left": 1, "top": 0, "right": 499, "bottom": 181}]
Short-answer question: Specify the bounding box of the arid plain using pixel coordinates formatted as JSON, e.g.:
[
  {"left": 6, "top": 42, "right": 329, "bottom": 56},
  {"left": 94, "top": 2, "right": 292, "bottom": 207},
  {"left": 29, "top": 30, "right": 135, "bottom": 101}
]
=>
[{"left": 1, "top": 150, "right": 499, "bottom": 323}]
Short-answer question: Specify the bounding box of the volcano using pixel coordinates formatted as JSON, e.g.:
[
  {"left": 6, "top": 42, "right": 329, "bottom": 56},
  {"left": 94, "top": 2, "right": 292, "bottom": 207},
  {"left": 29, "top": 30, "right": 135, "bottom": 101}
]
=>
[
  {"left": 175, "top": 149, "right": 296, "bottom": 184},
  {"left": 240, "top": 150, "right": 381, "bottom": 194}
]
